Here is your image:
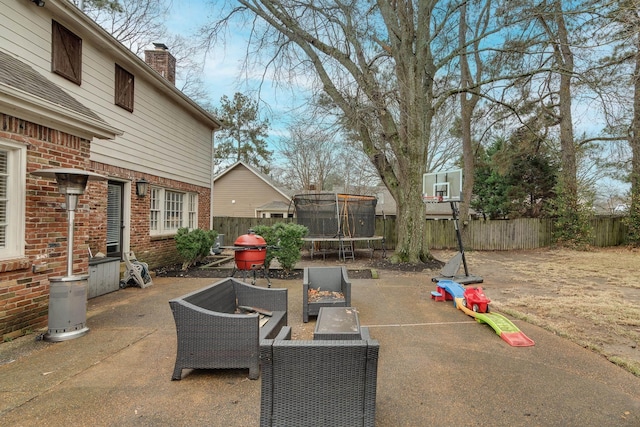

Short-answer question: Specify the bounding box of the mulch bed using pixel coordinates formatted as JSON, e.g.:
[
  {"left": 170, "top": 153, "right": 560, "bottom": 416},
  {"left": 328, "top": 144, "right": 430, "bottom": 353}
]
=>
[
  {"left": 154, "top": 264, "right": 374, "bottom": 280},
  {"left": 154, "top": 254, "right": 445, "bottom": 280}
]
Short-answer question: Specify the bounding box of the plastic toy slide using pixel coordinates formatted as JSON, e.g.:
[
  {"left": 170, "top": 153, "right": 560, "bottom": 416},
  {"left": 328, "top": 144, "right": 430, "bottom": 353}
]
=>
[
  {"left": 455, "top": 297, "right": 535, "bottom": 347},
  {"left": 432, "top": 280, "right": 534, "bottom": 347},
  {"left": 430, "top": 280, "right": 465, "bottom": 304}
]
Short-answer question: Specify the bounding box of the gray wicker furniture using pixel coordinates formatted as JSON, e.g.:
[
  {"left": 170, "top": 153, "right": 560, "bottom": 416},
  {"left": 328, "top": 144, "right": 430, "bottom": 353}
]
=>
[
  {"left": 169, "top": 278, "right": 287, "bottom": 380},
  {"left": 314, "top": 307, "right": 361, "bottom": 340},
  {"left": 260, "top": 326, "right": 379, "bottom": 426},
  {"left": 303, "top": 266, "right": 351, "bottom": 323}
]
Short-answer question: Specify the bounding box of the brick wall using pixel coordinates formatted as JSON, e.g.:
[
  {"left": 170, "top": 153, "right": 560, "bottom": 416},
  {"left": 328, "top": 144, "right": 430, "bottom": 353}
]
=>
[
  {"left": 90, "top": 162, "right": 212, "bottom": 269},
  {"left": 144, "top": 47, "right": 176, "bottom": 85},
  {"left": 1, "top": 114, "right": 97, "bottom": 340},
  {"left": 0, "top": 112, "right": 213, "bottom": 339}
]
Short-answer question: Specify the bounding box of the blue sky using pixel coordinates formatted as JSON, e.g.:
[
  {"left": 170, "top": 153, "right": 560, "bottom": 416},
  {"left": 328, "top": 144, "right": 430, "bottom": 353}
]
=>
[
  {"left": 165, "top": 1, "right": 308, "bottom": 146},
  {"left": 164, "top": 1, "right": 630, "bottom": 199}
]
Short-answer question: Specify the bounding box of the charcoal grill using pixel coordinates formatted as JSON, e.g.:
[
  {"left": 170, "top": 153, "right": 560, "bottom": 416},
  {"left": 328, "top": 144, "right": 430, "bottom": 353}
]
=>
[{"left": 230, "top": 230, "right": 271, "bottom": 286}]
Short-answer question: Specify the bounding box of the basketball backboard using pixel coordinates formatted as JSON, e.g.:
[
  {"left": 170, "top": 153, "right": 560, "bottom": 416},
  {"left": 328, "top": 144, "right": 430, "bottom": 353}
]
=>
[{"left": 422, "top": 168, "right": 462, "bottom": 202}]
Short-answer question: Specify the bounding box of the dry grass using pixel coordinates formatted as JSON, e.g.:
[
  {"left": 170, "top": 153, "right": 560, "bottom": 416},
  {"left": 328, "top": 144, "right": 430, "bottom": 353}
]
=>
[{"left": 433, "top": 247, "right": 640, "bottom": 376}]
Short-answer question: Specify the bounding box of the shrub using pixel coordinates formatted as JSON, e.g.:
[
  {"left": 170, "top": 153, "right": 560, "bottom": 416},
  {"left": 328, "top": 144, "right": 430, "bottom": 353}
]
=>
[
  {"left": 272, "top": 222, "right": 308, "bottom": 272},
  {"left": 550, "top": 188, "right": 593, "bottom": 249},
  {"left": 252, "top": 223, "right": 308, "bottom": 272},
  {"left": 252, "top": 225, "right": 278, "bottom": 269},
  {"left": 175, "top": 228, "right": 218, "bottom": 270},
  {"left": 624, "top": 192, "right": 640, "bottom": 247}
]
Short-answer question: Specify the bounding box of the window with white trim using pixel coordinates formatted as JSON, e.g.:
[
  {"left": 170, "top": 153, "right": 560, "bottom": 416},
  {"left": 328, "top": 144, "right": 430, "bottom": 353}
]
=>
[
  {"left": 149, "top": 187, "right": 198, "bottom": 235},
  {"left": 188, "top": 193, "right": 197, "bottom": 229},
  {"left": 0, "top": 141, "right": 26, "bottom": 259}
]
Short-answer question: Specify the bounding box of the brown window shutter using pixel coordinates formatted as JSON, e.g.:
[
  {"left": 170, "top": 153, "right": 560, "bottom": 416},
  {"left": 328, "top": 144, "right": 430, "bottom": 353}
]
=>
[
  {"left": 52, "top": 20, "right": 82, "bottom": 85},
  {"left": 115, "top": 64, "right": 134, "bottom": 112}
]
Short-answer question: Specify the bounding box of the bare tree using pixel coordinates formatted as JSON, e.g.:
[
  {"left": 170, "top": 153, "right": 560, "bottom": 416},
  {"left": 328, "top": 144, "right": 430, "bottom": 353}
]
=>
[
  {"left": 603, "top": 0, "right": 640, "bottom": 244},
  {"left": 78, "top": 0, "right": 211, "bottom": 105},
  {"left": 536, "top": 1, "right": 580, "bottom": 204},
  {"left": 457, "top": 1, "right": 492, "bottom": 220},
  {"left": 81, "top": 0, "right": 169, "bottom": 55},
  {"left": 204, "top": 1, "right": 507, "bottom": 263},
  {"left": 275, "top": 120, "right": 340, "bottom": 191},
  {"left": 274, "top": 111, "right": 380, "bottom": 194}
]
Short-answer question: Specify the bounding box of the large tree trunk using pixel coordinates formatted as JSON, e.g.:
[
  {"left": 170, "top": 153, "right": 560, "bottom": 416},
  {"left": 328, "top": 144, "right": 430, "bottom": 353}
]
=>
[
  {"left": 458, "top": 1, "right": 481, "bottom": 221},
  {"left": 630, "top": 28, "right": 640, "bottom": 244},
  {"left": 393, "top": 170, "right": 428, "bottom": 263},
  {"left": 553, "top": 1, "right": 578, "bottom": 204}
]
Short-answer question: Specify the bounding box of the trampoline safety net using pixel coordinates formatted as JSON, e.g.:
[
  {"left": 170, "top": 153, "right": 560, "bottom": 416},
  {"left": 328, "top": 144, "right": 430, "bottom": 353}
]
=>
[{"left": 293, "top": 193, "right": 377, "bottom": 238}]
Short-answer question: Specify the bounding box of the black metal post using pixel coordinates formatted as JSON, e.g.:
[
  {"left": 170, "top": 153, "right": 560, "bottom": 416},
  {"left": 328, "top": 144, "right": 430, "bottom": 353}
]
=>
[{"left": 450, "top": 201, "right": 470, "bottom": 276}]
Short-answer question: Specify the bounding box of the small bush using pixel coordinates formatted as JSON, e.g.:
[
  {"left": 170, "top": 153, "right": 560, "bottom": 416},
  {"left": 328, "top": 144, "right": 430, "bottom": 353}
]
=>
[
  {"left": 624, "top": 192, "right": 640, "bottom": 247},
  {"left": 252, "top": 223, "right": 308, "bottom": 272},
  {"left": 175, "top": 228, "right": 218, "bottom": 270},
  {"left": 272, "top": 222, "right": 308, "bottom": 272},
  {"left": 550, "top": 187, "right": 593, "bottom": 249},
  {"left": 252, "top": 225, "right": 278, "bottom": 269}
]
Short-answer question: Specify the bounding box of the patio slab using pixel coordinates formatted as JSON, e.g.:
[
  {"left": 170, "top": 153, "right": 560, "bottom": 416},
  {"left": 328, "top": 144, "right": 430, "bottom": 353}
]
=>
[{"left": 1, "top": 272, "right": 639, "bottom": 426}]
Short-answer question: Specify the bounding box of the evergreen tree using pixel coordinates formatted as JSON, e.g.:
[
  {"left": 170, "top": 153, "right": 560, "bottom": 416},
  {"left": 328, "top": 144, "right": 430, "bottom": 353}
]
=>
[
  {"left": 213, "top": 93, "right": 272, "bottom": 174},
  {"left": 472, "top": 139, "right": 511, "bottom": 219}
]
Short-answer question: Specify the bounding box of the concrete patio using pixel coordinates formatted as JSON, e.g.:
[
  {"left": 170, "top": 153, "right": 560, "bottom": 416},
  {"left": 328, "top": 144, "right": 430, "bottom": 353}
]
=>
[{"left": 1, "top": 271, "right": 639, "bottom": 426}]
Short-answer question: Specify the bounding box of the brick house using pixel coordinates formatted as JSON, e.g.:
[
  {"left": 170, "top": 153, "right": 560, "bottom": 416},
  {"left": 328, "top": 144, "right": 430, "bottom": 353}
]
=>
[{"left": 0, "top": 1, "right": 220, "bottom": 339}]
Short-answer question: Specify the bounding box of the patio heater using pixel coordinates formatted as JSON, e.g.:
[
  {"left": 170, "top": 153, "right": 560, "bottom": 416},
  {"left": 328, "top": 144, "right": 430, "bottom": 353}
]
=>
[{"left": 32, "top": 168, "right": 107, "bottom": 342}]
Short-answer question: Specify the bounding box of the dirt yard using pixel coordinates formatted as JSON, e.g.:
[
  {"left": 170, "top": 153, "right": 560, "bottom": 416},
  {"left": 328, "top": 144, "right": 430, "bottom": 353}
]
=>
[
  {"left": 158, "top": 246, "right": 640, "bottom": 376},
  {"left": 430, "top": 247, "right": 640, "bottom": 376}
]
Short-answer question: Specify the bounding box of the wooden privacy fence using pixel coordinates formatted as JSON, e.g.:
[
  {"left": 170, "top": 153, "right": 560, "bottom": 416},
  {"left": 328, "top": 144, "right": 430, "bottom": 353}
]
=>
[{"left": 212, "top": 216, "right": 628, "bottom": 251}]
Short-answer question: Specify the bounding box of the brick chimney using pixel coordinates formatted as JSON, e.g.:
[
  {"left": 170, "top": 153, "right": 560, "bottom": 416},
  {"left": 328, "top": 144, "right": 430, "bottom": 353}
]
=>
[{"left": 144, "top": 43, "right": 176, "bottom": 85}]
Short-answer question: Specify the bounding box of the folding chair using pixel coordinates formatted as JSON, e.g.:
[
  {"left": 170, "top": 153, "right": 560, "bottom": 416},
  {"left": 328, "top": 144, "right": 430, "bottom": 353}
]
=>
[{"left": 122, "top": 251, "right": 153, "bottom": 288}]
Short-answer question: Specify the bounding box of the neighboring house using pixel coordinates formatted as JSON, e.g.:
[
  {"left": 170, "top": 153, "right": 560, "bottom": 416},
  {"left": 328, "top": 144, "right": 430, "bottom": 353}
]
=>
[
  {"left": 424, "top": 202, "right": 464, "bottom": 220},
  {"left": 371, "top": 185, "right": 396, "bottom": 217},
  {"left": 0, "top": 1, "right": 220, "bottom": 339},
  {"left": 313, "top": 184, "right": 460, "bottom": 219},
  {"left": 213, "top": 161, "right": 294, "bottom": 218}
]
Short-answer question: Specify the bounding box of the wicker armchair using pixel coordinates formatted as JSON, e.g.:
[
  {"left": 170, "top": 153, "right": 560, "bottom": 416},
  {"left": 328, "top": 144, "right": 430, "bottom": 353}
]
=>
[
  {"left": 260, "top": 326, "right": 379, "bottom": 427},
  {"left": 169, "top": 278, "right": 287, "bottom": 380},
  {"left": 303, "top": 266, "right": 351, "bottom": 323}
]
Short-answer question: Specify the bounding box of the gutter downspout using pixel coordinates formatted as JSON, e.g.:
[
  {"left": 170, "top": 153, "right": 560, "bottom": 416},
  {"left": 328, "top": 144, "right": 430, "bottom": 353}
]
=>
[{"left": 210, "top": 130, "right": 215, "bottom": 230}]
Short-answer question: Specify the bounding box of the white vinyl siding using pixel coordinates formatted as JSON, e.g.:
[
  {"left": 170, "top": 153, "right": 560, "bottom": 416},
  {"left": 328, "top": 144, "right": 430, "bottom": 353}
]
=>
[
  {"left": 0, "top": 140, "right": 26, "bottom": 260},
  {"left": 149, "top": 187, "right": 197, "bottom": 236},
  {"left": 212, "top": 165, "right": 291, "bottom": 217},
  {"left": 4, "top": 1, "right": 215, "bottom": 189}
]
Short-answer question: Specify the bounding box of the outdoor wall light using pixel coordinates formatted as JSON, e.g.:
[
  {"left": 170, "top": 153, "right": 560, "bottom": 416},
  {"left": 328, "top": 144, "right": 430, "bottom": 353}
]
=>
[
  {"left": 32, "top": 0, "right": 45, "bottom": 6},
  {"left": 136, "top": 178, "right": 149, "bottom": 197}
]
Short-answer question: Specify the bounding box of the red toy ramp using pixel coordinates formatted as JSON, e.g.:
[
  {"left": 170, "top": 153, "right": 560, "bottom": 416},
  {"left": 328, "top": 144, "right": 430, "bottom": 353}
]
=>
[{"left": 501, "top": 331, "right": 535, "bottom": 347}]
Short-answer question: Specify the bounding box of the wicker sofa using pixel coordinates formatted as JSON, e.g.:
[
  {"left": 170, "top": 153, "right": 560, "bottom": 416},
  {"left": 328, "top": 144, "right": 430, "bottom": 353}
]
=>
[
  {"left": 260, "top": 326, "right": 379, "bottom": 427},
  {"left": 169, "top": 278, "right": 287, "bottom": 380},
  {"left": 303, "top": 266, "right": 351, "bottom": 323}
]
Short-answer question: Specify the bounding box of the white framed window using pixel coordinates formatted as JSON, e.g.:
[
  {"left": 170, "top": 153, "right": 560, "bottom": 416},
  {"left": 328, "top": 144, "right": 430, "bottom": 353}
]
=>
[
  {"left": 0, "top": 140, "right": 26, "bottom": 260},
  {"left": 188, "top": 193, "right": 197, "bottom": 229},
  {"left": 149, "top": 187, "right": 198, "bottom": 235}
]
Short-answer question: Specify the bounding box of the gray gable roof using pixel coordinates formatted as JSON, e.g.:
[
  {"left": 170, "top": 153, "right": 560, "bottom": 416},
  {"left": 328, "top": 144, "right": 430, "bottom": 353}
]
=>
[{"left": 0, "top": 50, "right": 104, "bottom": 123}]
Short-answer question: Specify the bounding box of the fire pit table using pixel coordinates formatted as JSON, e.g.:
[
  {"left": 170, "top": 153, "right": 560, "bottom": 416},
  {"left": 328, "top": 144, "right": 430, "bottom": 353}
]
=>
[{"left": 314, "top": 307, "right": 361, "bottom": 340}]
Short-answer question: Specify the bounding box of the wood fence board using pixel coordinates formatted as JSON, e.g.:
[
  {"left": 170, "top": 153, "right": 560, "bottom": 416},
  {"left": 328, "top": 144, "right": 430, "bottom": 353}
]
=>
[{"left": 212, "top": 216, "right": 628, "bottom": 251}]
